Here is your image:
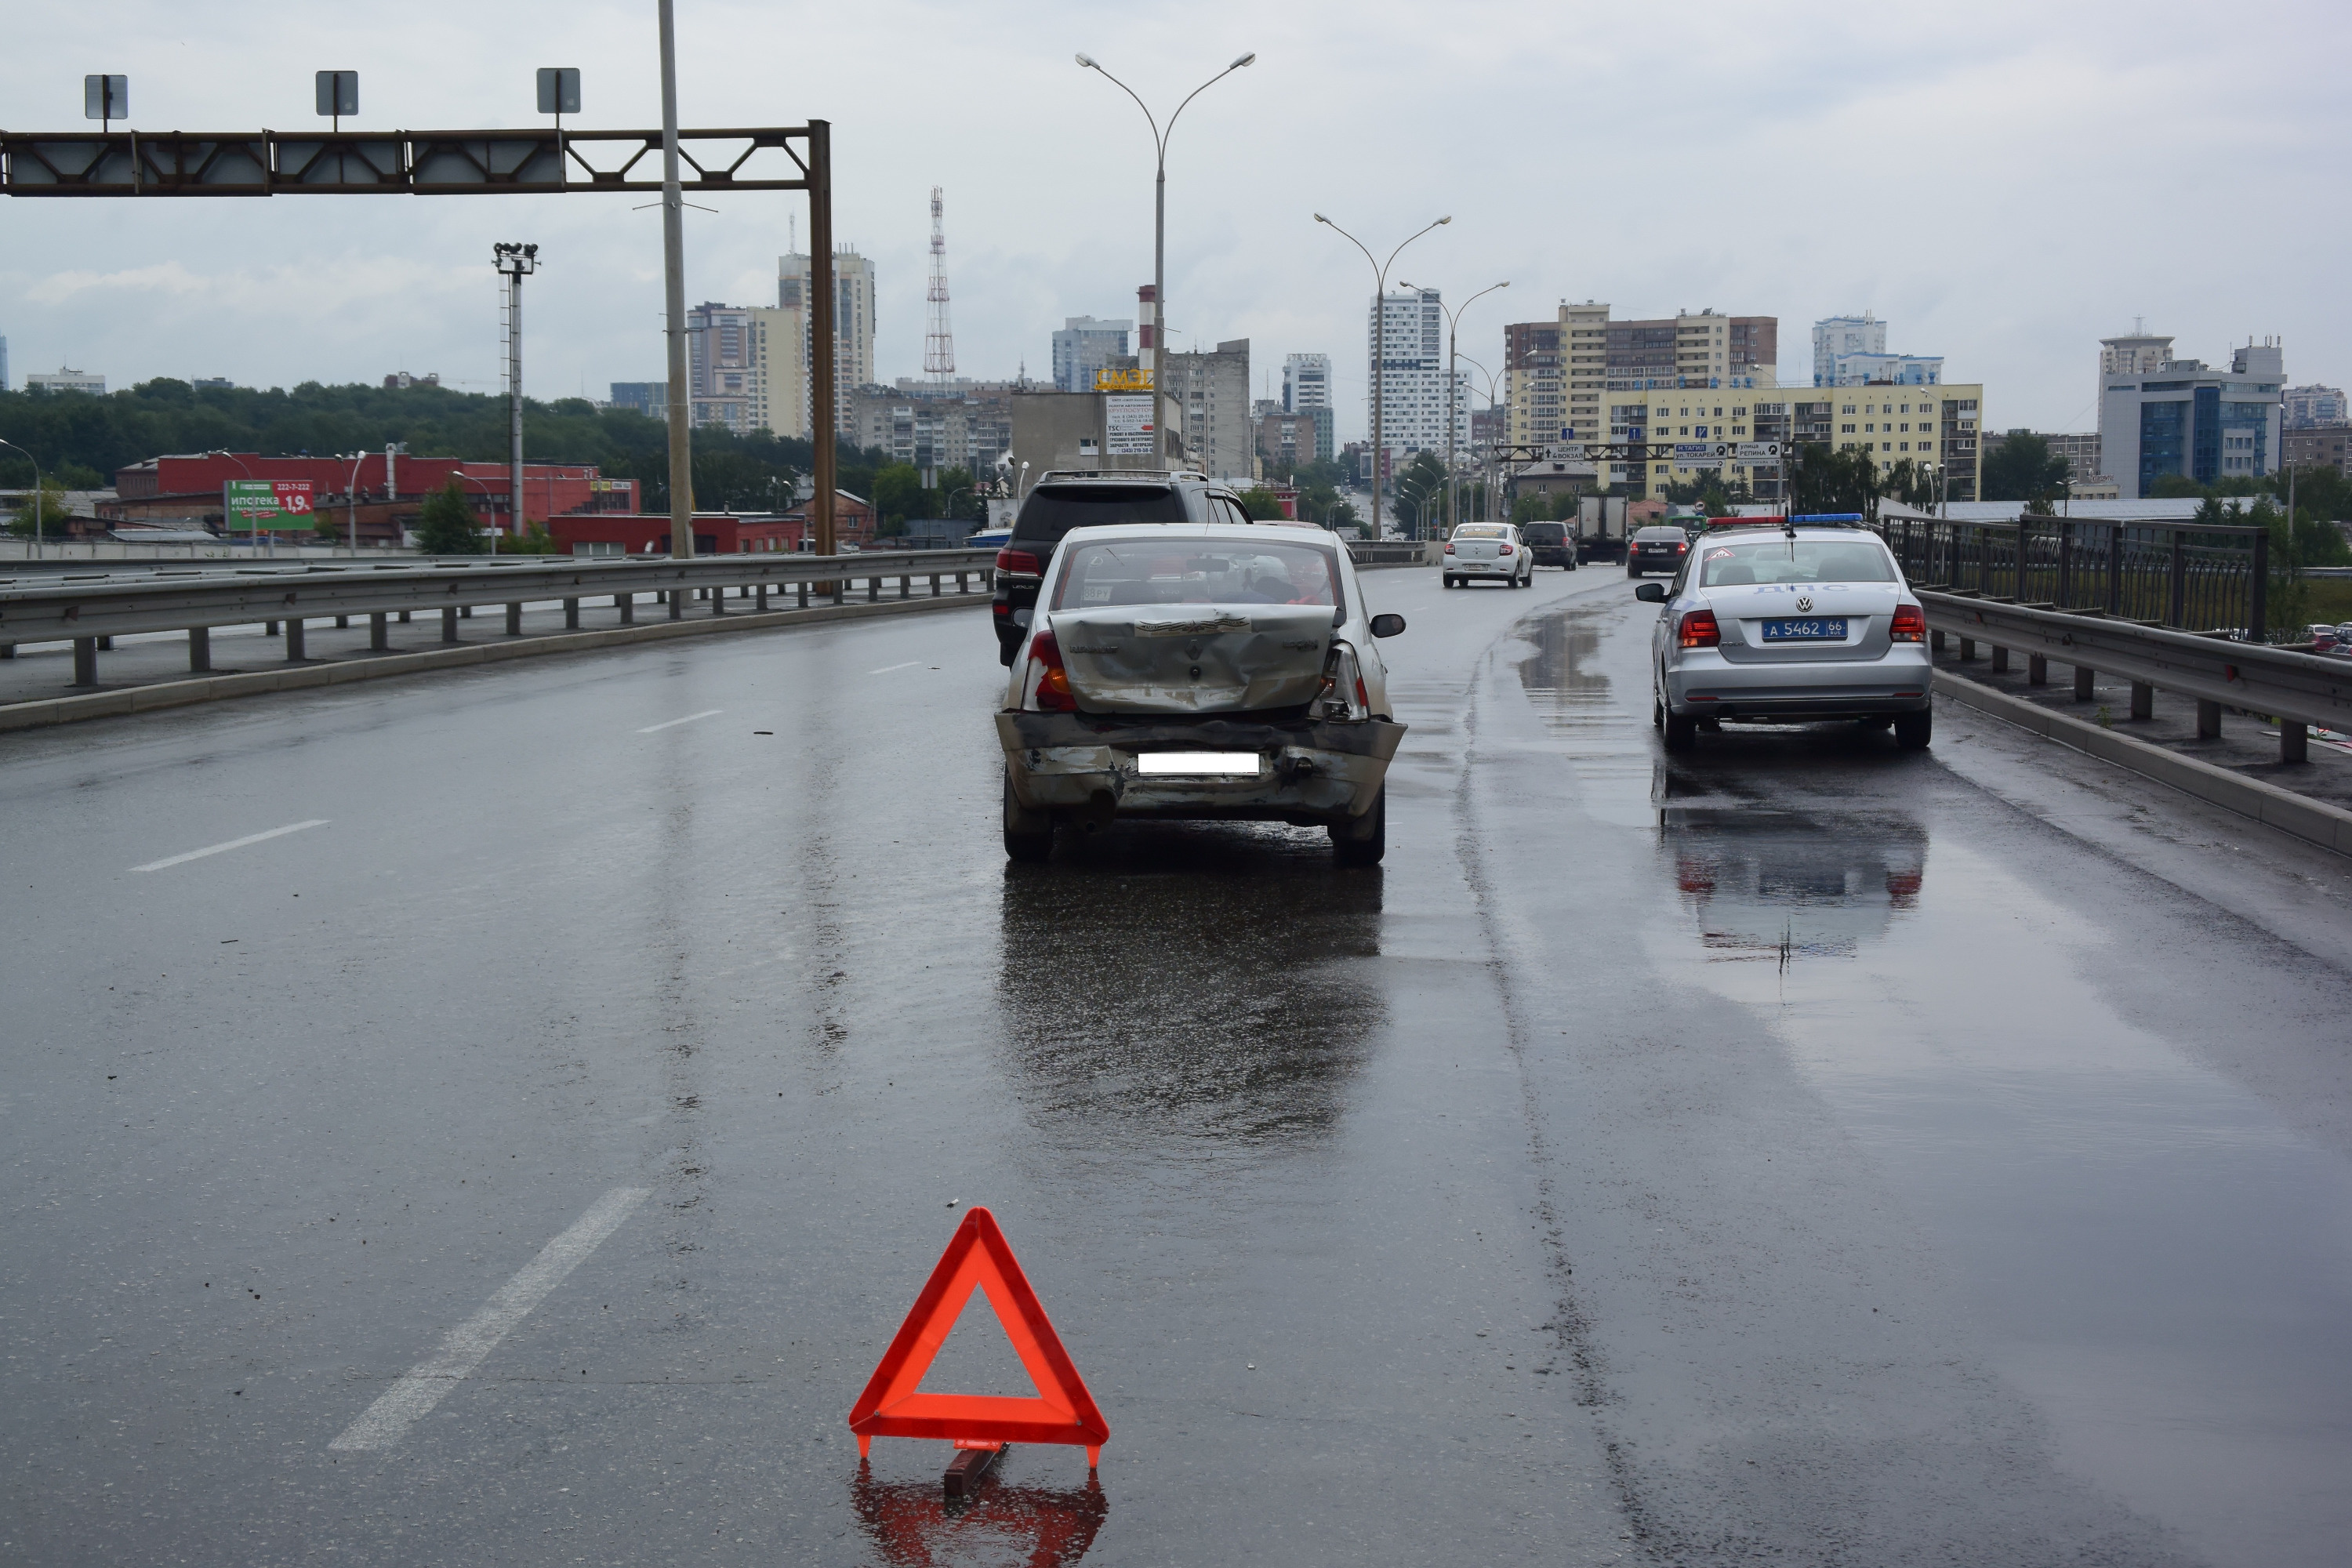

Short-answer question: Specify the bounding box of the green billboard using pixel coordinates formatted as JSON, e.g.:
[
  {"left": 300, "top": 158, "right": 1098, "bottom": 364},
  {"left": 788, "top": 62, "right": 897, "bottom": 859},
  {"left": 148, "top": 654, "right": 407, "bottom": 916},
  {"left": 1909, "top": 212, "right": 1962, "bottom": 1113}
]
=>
[{"left": 225, "top": 478, "right": 318, "bottom": 532}]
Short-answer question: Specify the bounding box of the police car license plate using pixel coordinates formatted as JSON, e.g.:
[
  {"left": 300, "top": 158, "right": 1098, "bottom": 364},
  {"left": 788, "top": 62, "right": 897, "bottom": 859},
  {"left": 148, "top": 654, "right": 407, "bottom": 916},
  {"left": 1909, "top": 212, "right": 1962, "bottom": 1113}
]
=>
[{"left": 1760, "top": 619, "right": 1848, "bottom": 641}]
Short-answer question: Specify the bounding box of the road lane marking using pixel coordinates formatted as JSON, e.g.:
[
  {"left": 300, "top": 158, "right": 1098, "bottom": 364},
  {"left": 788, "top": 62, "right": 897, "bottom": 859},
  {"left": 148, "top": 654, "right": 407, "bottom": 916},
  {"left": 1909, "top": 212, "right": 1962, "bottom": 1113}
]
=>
[
  {"left": 637, "top": 709, "right": 723, "bottom": 733},
  {"left": 129, "top": 820, "right": 329, "bottom": 873},
  {"left": 329, "top": 1186, "right": 649, "bottom": 1452},
  {"left": 867, "top": 660, "right": 920, "bottom": 674}
]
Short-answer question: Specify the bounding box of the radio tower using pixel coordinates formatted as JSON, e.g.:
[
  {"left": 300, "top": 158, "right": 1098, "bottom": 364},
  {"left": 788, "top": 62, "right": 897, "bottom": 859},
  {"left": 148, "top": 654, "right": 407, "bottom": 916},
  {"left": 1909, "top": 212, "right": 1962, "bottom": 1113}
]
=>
[{"left": 924, "top": 187, "right": 955, "bottom": 387}]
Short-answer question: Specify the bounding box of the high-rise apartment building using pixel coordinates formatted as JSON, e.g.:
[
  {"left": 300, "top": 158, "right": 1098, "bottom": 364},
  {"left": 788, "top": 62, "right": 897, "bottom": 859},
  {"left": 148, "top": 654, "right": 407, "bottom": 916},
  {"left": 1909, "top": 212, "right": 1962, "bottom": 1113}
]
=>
[
  {"left": 1051, "top": 318, "right": 1131, "bottom": 393},
  {"left": 686, "top": 303, "right": 775, "bottom": 436},
  {"left": 1282, "top": 354, "right": 1334, "bottom": 459},
  {"left": 778, "top": 248, "right": 878, "bottom": 438},
  {"left": 1813, "top": 314, "right": 1886, "bottom": 387},
  {"left": 609, "top": 382, "right": 670, "bottom": 420},
  {"left": 1163, "top": 339, "right": 1254, "bottom": 481},
  {"left": 1369, "top": 290, "right": 1468, "bottom": 459},
  {"left": 2097, "top": 331, "right": 2283, "bottom": 498},
  {"left": 2284, "top": 384, "right": 2347, "bottom": 428},
  {"left": 1505, "top": 303, "right": 1772, "bottom": 448}
]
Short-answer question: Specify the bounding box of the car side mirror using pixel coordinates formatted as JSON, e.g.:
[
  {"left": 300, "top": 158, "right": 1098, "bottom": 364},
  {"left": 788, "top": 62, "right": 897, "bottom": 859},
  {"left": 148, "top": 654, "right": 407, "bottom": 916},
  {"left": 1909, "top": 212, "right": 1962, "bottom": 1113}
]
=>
[
  {"left": 1633, "top": 582, "right": 1668, "bottom": 602},
  {"left": 1368, "top": 612, "right": 1406, "bottom": 638}
]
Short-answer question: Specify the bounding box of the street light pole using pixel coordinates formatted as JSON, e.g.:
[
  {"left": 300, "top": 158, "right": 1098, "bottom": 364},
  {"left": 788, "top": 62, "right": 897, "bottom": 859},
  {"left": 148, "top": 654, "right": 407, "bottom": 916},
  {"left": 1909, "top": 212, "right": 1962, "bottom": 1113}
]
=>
[
  {"left": 1454, "top": 351, "right": 1503, "bottom": 521},
  {"left": 1077, "top": 51, "right": 1255, "bottom": 474},
  {"left": 1313, "top": 214, "right": 1450, "bottom": 539},
  {"left": 1403, "top": 278, "right": 1506, "bottom": 535}
]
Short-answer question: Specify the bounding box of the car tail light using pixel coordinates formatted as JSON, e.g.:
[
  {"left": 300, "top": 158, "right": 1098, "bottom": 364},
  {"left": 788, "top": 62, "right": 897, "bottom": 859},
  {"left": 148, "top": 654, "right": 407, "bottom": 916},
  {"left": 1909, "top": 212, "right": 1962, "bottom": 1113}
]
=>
[
  {"left": 1678, "top": 608, "right": 1720, "bottom": 648},
  {"left": 1497, "top": 543, "right": 1515, "bottom": 555},
  {"left": 1889, "top": 603, "right": 1926, "bottom": 643},
  {"left": 1319, "top": 641, "right": 1371, "bottom": 721},
  {"left": 1028, "top": 628, "right": 1076, "bottom": 712},
  {"left": 1443, "top": 541, "right": 1456, "bottom": 554},
  {"left": 1675, "top": 541, "right": 1688, "bottom": 552},
  {"left": 996, "top": 547, "right": 1042, "bottom": 575}
]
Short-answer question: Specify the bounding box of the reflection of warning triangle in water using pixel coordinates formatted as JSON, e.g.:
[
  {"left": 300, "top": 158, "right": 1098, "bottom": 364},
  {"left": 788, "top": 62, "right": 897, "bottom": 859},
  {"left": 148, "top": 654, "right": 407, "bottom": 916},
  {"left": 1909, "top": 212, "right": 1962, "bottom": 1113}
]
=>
[{"left": 848, "top": 1207, "right": 1109, "bottom": 1467}]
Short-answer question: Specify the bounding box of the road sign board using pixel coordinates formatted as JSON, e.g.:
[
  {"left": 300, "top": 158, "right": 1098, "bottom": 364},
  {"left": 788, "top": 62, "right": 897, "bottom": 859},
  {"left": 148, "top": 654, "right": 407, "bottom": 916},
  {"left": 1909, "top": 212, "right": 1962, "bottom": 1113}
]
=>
[
  {"left": 1550, "top": 442, "right": 1586, "bottom": 462},
  {"left": 225, "top": 478, "right": 316, "bottom": 531},
  {"left": 314, "top": 72, "right": 358, "bottom": 118},
  {"left": 536, "top": 68, "right": 582, "bottom": 116},
  {"left": 84, "top": 76, "right": 127, "bottom": 122},
  {"left": 847, "top": 1207, "right": 1109, "bottom": 1467},
  {"left": 1672, "top": 443, "right": 1726, "bottom": 466},
  {"left": 1104, "top": 394, "right": 1154, "bottom": 455},
  {"left": 1093, "top": 368, "right": 1152, "bottom": 393},
  {"left": 1735, "top": 441, "right": 1782, "bottom": 460}
]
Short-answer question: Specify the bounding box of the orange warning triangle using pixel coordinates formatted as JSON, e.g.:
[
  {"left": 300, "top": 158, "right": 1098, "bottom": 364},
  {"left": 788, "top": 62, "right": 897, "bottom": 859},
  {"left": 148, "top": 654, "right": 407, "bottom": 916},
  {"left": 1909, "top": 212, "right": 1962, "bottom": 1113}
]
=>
[{"left": 848, "top": 1207, "right": 1109, "bottom": 1465}]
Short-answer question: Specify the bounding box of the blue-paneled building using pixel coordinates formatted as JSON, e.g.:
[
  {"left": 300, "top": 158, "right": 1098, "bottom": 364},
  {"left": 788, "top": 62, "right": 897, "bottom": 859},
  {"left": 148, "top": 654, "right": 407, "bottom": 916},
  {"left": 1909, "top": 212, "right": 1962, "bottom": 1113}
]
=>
[{"left": 2097, "top": 337, "right": 2282, "bottom": 499}]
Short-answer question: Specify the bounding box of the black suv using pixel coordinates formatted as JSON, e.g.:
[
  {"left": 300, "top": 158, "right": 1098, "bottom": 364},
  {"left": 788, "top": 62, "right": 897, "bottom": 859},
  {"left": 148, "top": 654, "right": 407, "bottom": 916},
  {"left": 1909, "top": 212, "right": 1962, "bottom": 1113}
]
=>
[
  {"left": 991, "top": 470, "right": 1256, "bottom": 664},
  {"left": 1519, "top": 521, "right": 1578, "bottom": 570}
]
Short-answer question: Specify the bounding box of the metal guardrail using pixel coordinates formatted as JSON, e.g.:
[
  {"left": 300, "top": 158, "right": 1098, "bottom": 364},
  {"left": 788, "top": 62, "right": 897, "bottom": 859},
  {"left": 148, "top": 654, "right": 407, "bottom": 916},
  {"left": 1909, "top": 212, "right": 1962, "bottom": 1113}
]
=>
[
  {"left": 1920, "top": 590, "right": 2351, "bottom": 762},
  {"left": 0, "top": 550, "right": 997, "bottom": 687},
  {"left": 1875, "top": 517, "right": 2270, "bottom": 640},
  {"left": 1348, "top": 541, "right": 1429, "bottom": 566}
]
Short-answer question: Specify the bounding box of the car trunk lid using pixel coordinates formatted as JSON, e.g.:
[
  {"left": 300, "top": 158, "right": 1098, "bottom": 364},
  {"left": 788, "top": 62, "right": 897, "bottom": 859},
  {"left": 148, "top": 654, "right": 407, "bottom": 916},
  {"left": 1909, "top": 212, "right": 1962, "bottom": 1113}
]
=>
[
  {"left": 1703, "top": 582, "right": 1905, "bottom": 663},
  {"left": 1047, "top": 604, "right": 1335, "bottom": 713}
]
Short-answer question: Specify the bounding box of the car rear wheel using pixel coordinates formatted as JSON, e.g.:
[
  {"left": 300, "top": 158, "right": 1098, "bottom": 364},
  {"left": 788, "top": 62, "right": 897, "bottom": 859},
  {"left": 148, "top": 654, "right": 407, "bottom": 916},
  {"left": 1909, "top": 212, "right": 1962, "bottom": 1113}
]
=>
[
  {"left": 1662, "top": 709, "right": 1698, "bottom": 752},
  {"left": 1003, "top": 771, "right": 1054, "bottom": 862},
  {"left": 1894, "top": 709, "right": 1933, "bottom": 750},
  {"left": 1443, "top": 575, "right": 1457, "bottom": 588},
  {"left": 1331, "top": 785, "right": 1386, "bottom": 867},
  {"left": 1626, "top": 566, "right": 1642, "bottom": 578}
]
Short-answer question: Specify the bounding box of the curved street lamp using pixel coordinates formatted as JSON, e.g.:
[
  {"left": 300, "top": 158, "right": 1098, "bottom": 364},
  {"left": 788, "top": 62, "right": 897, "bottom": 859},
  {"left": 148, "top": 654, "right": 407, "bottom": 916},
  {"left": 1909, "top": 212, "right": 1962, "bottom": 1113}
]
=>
[
  {"left": 1402, "top": 278, "right": 1507, "bottom": 533},
  {"left": 1077, "top": 50, "right": 1255, "bottom": 474},
  {"left": 1313, "top": 213, "right": 1450, "bottom": 539},
  {"left": 1453, "top": 350, "right": 1505, "bottom": 521},
  {"left": 0, "top": 437, "right": 47, "bottom": 559}
]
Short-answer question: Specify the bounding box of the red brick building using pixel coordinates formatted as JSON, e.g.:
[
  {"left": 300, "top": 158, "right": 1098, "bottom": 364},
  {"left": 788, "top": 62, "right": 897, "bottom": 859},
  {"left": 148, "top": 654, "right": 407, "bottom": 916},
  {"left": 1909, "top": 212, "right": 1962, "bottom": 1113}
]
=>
[
  {"left": 105, "top": 452, "right": 638, "bottom": 546},
  {"left": 546, "top": 514, "right": 801, "bottom": 555}
]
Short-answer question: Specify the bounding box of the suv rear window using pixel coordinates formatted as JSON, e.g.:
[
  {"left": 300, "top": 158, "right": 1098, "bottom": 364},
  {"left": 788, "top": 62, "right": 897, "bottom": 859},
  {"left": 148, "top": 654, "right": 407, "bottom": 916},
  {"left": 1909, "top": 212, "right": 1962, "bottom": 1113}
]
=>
[
  {"left": 1520, "top": 523, "right": 1567, "bottom": 543},
  {"left": 1012, "top": 485, "right": 1188, "bottom": 546}
]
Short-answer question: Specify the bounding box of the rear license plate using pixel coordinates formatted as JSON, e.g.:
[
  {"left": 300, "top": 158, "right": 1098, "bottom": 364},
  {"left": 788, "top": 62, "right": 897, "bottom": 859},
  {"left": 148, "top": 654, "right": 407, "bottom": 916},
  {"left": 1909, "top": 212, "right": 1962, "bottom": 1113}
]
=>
[
  {"left": 1760, "top": 619, "right": 1849, "bottom": 642},
  {"left": 1137, "top": 752, "right": 1261, "bottom": 777}
]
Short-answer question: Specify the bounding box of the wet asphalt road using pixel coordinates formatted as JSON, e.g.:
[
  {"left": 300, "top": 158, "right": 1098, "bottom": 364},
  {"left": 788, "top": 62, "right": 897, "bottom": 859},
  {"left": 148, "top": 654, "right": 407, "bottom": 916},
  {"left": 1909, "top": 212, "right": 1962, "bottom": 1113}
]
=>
[{"left": 5, "top": 564, "right": 2351, "bottom": 1566}]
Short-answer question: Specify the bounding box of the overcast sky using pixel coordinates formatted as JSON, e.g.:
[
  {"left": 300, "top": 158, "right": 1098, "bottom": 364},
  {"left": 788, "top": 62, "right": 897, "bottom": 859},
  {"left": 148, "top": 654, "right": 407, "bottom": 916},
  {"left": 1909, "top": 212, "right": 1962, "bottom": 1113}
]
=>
[{"left": 4, "top": 0, "right": 2345, "bottom": 440}]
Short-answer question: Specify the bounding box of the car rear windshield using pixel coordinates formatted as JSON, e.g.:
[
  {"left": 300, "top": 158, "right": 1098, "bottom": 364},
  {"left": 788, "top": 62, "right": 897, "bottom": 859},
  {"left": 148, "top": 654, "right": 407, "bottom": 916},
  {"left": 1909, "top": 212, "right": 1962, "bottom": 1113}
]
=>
[
  {"left": 1453, "top": 525, "right": 1508, "bottom": 539},
  {"left": 1634, "top": 527, "right": 1687, "bottom": 541},
  {"left": 1697, "top": 539, "right": 1896, "bottom": 586},
  {"left": 1052, "top": 539, "right": 1341, "bottom": 610},
  {"left": 1012, "top": 485, "right": 1189, "bottom": 546},
  {"left": 1520, "top": 523, "right": 1567, "bottom": 543}
]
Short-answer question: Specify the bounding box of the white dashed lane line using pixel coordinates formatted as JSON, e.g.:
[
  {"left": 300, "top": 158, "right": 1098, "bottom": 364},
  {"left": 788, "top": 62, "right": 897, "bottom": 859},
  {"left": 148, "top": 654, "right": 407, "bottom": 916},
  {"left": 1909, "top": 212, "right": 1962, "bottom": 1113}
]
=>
[
  {"left": 866, "top": 661, "right": 921, "bottom": 675},
  {"left": 129, "top": 820, "right": 330, "bottom": 873},
  {"left": 328, "top": 1187, "right": 651, "bottom": 1452},
  {"left": 636, "top": 709, "right": 724, "bottom": 734}
]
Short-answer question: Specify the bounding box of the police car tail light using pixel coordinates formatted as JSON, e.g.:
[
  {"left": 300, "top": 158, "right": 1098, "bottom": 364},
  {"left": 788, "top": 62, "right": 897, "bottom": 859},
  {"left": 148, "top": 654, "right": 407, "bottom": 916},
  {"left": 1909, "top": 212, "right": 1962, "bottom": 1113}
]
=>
[
  {"left": 1029, "top": 629, "right": 1076, "bottom": 712},
  {"left": 1678, "top": 608, "right": 1720, "bottom": 648},
  {"left": 1889, "top": 604, "right": 1927, "bottom": 643},
  {"left": 1319, "top": 642, "right": 1371, "bottom": 721}
]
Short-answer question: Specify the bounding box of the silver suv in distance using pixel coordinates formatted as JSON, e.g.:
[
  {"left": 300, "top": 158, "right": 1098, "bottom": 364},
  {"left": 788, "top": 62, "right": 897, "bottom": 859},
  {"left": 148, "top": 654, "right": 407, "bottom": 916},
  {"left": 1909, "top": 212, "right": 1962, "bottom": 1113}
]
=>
[{"left": 1634, "top": 519, "right": 1933, "bottom": 752}]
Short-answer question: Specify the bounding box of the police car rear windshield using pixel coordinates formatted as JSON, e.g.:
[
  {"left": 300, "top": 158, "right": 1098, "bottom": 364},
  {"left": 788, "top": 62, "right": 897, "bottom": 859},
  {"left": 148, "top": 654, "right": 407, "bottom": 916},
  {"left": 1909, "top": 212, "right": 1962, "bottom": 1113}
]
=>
[
  {"left": 1697, "top": 539, "right": 1896, "bottom": 586},
  {"left": 1012, "top": 485, "right": 1189, "bottom": 546}
]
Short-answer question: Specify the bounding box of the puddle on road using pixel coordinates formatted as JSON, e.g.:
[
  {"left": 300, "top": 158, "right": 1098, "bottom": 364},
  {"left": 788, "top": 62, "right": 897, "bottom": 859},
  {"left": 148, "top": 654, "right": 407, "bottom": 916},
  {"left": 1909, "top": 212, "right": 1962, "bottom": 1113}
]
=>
[
  {"left": 1639, "top": 804, "right": 2352, "bottom": 1563},
  {"left": 852, "top": 1465, "right": 1107, "bottom": 1566},
  {"left": 1512, "top": 598, "right": 1659, "bottom": 826},
  {"left": 992, "top": 829, "right": 1386, "bottom": 1166}
]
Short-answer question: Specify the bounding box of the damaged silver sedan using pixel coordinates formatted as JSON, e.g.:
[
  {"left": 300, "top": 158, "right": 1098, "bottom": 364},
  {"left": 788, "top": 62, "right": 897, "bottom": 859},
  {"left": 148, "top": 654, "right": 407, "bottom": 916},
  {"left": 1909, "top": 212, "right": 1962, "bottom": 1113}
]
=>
[{"left": 997, "top": 524, "right": 1408, "bottom": 866}]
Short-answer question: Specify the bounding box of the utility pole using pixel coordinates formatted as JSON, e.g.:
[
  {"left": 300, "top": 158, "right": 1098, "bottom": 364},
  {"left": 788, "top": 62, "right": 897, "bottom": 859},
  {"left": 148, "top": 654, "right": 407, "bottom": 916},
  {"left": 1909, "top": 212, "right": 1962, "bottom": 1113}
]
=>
[
  {"left": 658, "top": 0, "right": 694, "bottom": 560},
  {"left": 493, "top": 243, "right": 539, "bottom": 554}
]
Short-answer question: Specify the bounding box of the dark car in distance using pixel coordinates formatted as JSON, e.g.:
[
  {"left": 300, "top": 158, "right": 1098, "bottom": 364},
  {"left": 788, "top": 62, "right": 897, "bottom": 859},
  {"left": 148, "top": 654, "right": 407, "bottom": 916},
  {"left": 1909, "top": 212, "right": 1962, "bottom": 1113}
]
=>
[
  {"left": 1626, "top": 525, "right": 1692, "bottom": 578},
  {"left": 1519, "top": 521, "right": 1579, "bottom": 569}
]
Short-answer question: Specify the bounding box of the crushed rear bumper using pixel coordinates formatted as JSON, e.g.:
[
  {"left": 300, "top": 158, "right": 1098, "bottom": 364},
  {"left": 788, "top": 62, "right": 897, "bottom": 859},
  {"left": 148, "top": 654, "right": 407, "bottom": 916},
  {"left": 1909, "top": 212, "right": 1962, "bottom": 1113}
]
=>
[{"left": 997, "top": 711, "right": 1407, "bottom": 823}]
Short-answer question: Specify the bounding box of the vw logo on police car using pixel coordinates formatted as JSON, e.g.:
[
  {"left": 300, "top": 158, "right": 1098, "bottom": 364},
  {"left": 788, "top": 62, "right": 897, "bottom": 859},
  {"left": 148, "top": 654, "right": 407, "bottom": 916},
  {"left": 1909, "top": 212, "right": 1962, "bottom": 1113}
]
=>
[{"left": 1795, "top": 595, "right": 1813, "bottom": 613}]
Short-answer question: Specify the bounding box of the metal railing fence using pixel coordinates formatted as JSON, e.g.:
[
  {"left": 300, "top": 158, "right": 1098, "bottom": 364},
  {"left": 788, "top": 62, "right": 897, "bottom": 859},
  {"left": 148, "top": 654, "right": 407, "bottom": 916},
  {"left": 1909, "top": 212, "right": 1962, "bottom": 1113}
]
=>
[{"left": 1874, "top": 517, "right": 2270, "bottom": 641}]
